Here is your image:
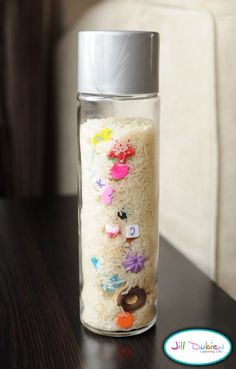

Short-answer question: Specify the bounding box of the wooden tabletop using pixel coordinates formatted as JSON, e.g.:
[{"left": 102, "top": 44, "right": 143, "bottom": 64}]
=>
[{"left": 0, "top": 197, "right": 235, "bottom": 369}]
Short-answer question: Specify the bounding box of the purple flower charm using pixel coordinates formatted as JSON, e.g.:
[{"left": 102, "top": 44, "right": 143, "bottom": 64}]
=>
[{"left": 122, "top": 253, "right": 145, "bottom": 273}]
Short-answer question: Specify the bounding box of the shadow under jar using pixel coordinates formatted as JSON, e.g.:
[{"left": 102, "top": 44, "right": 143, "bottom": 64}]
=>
[{"left": 77, "top": 30, "right": 160, "bottom": 337}]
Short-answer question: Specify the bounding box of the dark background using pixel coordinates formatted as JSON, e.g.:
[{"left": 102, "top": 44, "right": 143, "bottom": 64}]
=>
[
  {"left": 0, "top": 0, "right": 57, "bottom": 196},
  {"left": 0, "top": 0, "right": 99, "bottom": 197}
]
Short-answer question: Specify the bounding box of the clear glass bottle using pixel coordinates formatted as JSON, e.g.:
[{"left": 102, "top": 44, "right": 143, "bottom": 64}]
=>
[{"left": 77, "top": 31, "right": 160, "bottom": 337}]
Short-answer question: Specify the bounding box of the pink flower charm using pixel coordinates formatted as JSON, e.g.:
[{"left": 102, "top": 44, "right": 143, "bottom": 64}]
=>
[
  {"left": 105, "top": 224, "right": 120, "bottom": 238},
  {"left": 100, "top": 186, "right": 114, "bottom": 205},
  {"left": 110, "top": 163, "right": 129, "bottom": 180}
]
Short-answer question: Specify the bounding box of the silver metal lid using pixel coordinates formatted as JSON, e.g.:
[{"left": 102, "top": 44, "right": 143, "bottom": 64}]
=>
[{"left": 78, "top": 30, "right": 159, "bottom": 95}]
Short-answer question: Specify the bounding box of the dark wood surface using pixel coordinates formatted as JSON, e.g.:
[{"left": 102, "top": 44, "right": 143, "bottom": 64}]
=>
[{"left": 0, "top": 197, "right": 235, "bottom": 369}]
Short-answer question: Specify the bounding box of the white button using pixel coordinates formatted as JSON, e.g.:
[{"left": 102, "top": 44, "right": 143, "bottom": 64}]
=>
[
  {"left": 93, "top": 177, "right": 106, "bottom": 191},
  {"left": 126, "top": 225, "right": 139, "bottom": 238}
]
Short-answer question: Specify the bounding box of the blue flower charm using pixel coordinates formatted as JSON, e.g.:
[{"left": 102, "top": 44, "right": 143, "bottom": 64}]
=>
[{"left": 100, "top": 274, "right": 125, "bottom": 293}]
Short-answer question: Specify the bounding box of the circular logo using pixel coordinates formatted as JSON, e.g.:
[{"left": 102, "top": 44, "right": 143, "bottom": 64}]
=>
[{"left": 163, "top": 328, "right": 232, "bottom": 366}]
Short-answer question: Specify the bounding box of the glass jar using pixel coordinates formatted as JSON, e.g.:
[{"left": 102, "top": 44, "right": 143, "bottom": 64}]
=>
[{"left": 77, "top": 31, "right": 160, "bottom": 337}]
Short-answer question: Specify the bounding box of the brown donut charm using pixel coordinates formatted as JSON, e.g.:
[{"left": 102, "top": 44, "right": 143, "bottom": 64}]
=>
[{"left": 117, "top": 286, "right": 146, "bottom": 311}]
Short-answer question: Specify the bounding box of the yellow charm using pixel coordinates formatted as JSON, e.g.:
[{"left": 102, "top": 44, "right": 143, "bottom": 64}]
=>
[{"left": 91, "top": 128, "right": 112, "bottom": 146}]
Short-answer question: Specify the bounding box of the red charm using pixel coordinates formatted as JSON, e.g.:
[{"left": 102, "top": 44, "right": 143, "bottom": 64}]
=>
[{"left": 107, "top": 142, "right": 135, "bottom": 163}]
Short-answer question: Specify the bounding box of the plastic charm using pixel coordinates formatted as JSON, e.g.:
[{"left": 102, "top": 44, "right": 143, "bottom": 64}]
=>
[
  {"left": 91, "top": 127, "right": 112, "bottom": 146},
  {"left": 117, "top": 208, "right": 127, "bottom": 220},
  {"left": 107, "top": 141, "right": 135, "bottom": 163},
  {"left": 122, "top": 253, "right": 145, "bottom": 273},
  {"left": 115, "top": 312, "right": 133, "bottom": 329},
  {"left": 101, "top": 275, "right": 125, "bottom": 293},
  {"left": 117, "top": 286, "right": 147, "bottom": 312},
  {"left": 110, "top": 163, "right": 129, "bottom": 180},
  {"left": 100, "top": 185, "right": 114, "bottom": 205},
  {"left": 105, "top": 224, "right": 120, "bottom": 238},
  {"left": 93, "top": 177, "right": 106, "bottom": 191},
  {"left": 90, "top": 257, "right": 100, "bottom": 270},
  {"left": 125, "top": 225, "right": 139, "bottom": 238}
]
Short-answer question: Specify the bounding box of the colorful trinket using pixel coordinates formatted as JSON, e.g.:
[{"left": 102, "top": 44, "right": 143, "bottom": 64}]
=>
[
  {"left": 115, "top": 312, "right": 133, "bottom": 329},
  {"left": 117, "top": 208, "right": 127, "bottom": 220},
  {"left": 126, "top": 224, "right": 139, "bottom": 238},
  {"left": 91, "top": 127, "right": 112, "bottom": 146},
  {"left": 90, "top": 256, "right": 100, "bottom": 270},
  {"left": 107, "top": 141, "right": 135, "bottom": 163},
  {"left": 101, "top": 275, "right": 125, "bottom": 293},
  {"left": 100, "top": 185, "right": 114, "bottom": 205},
  {"left": 122, "top": 253, "right": 145, "bottom": 273},
  {"left": 93, "top": 177, "right": 106, "bottom": 191},
  {"left": 117, "top": 286, "right": 147, "bottom": 312},
  {"left": 105, "top": 224, "right": 120, "bottom": 238},
  {"left": 110, "top": 163, "right": 129, "bottom": 180}
]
